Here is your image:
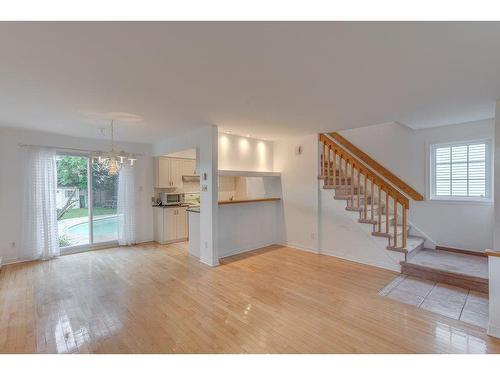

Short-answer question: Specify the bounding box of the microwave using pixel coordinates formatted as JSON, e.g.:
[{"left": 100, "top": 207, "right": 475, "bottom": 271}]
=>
[{"left": 160, "top": 192, "right": 185, "bottom": 206}]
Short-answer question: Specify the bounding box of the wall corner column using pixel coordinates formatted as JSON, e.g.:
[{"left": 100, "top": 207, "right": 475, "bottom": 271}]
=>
[{"left": 489, "top": 100, "right": 500, "bottom": 338}]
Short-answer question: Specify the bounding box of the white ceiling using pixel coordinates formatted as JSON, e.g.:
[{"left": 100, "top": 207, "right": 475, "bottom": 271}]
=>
[{"left": 0, "top": 22, "right": 499, "bottom": 143}]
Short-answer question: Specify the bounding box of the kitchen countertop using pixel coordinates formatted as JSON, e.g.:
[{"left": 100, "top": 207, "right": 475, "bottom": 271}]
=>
[
  {"left": 185, "top": 198, "right": 281, "bottom": 213},
  {"left": 152, "top": 203, "right": 191, "bottom": 208},
  {"left": 218, "top": 198, "right": 281, "bottom": 205}
]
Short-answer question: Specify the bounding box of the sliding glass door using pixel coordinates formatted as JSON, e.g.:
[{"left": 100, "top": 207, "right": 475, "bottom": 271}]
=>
[
  {"left": 91, "top": 158, "right": 118, "bottom": 244},
  {"left": 56, "top": 154, "right": 90, "bottom": 249},
  {"left": 56, "top": 153, "right": 119, "bottom": 251}
]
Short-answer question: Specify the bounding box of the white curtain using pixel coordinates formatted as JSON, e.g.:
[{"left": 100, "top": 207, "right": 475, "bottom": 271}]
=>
[
  {"left": 117, "top": 164, "right": 136, "bottom": 245},
  {"left": 21, "top": 147, "right": 60, "bottom": 260}
]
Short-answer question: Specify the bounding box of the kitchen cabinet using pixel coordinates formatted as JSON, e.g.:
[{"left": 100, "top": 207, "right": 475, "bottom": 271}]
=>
[
  {"left": 153, "top": 206, "right": 188, "bottom": 244},
  {"left": 155, "top": 157, "right": 191, "bottom": 188},
  {"left": 181, "top": 159, "right": 197, "bottom": 176}
]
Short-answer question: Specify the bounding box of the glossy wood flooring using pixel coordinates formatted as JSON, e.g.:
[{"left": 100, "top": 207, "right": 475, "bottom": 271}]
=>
[{"left": 1, "top": 242, "right": 499, "bottom": 353}]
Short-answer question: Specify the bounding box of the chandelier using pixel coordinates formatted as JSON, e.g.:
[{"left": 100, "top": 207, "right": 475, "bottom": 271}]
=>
[{"left": 93, "top": 120, "right": 137, "bottom": 176}]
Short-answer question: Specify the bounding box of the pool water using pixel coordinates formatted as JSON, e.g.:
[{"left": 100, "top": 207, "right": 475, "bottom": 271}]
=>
[{"left": 66, "top": 216, "right": 118, "bottom": 236}]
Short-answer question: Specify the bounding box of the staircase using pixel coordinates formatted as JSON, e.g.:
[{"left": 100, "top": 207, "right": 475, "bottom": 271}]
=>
[
  {"left": 319, "top": 132, "right": 426, "bottom": 260},
  {"left": 319, "top": 132, "right": 489, "bottom": 293}
]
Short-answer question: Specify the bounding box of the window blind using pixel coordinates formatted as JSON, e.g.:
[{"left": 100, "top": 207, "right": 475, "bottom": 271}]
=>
[{"left": 433, "top": 142, "right": 487, "bottom": 198}]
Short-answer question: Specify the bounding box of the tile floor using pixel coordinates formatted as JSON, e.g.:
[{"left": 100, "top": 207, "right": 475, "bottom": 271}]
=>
[{"left": 379, "top": 275, "right": 489, "bottom": 329}]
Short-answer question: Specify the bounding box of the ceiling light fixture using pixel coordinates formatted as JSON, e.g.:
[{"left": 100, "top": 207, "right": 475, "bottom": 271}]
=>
[{"left": 93, "top": 120, "right": 137, "bottom": 176}]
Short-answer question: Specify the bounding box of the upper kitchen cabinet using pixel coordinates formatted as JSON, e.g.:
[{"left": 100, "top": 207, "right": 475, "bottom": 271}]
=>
[
  {"left": 154, "top": 157, "right": 197, "bottom": 188},
  {"left": 181, "top": 159, "right": 197, "bottom": 176}
]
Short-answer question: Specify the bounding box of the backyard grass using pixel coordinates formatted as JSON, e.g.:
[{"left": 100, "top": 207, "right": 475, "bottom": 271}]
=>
[{"left": 60, "top": 207, "right": 117, "bottom": 220}]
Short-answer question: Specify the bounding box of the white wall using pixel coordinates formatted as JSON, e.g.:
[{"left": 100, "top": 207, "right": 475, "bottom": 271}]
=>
[
  {"left": 339, "top": 119, "right": 495, "bottom": 252},
  {"left": 273, "top": 132, "right": 404, "bottom": 271},
  {"left": 274, "top": 134, "right": 319, "bottom": 253},
  {"left": 490, "top": 100, "right": 500, "bottom": 339},
  {"left": 218, "top": 201, "right": 280, "bottom": 258},
  {"left": 320, "top": 190, "right": 405, "bottom": 272},
  {"left": 153, "top": 125, "right": 219, "bottom": 266},
  {"left": 0, "top": 126, "right": 154, "bottom": 265},
  {"left": 219, "top": 133, "right": 273, "bottom": 172}
]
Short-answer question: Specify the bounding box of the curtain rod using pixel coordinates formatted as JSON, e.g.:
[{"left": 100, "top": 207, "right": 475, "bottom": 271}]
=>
[{"left": 18, "top": 143, "right": 144, "bottom": 156}]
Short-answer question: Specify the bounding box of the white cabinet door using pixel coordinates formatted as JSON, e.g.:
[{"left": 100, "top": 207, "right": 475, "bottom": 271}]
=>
[
  {"left": 157, "top": 157, "right": 171, "bottom": 188},
  {"left": 169, "top": 159, "right": 183, "bottom": 188},
  {"left": 182, "top": 159, "right": 196, "bottom": 176},
  {"left": 163, "top": 208, "right": 177, "bottom": 242},
  {"left": 153, "top": 207, "right": 163, "bottom": 243},
  {"left": 176, "top": 207, "right": 188, "bottom": 239}
]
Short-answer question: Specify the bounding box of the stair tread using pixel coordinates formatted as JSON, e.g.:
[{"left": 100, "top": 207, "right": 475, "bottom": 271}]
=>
[
  {"left": 386, "top": 236, "right": 424, "bottom": 253},
  {"left": 404, "top": 248, "right": 488, "bottom": 279}
]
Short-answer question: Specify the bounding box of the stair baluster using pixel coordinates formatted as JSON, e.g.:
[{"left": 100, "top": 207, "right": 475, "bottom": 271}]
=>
[
  {"left": 402, "top": 205, "right": 407, "bottom": 249},
  {"left": 333, "top": 148, "right": 338, "bottom": 188},
  {"left": 357, "top": 167, "right": 360, "bottom": 208},
  {"left": 385, "top": 191, "right": 389, "bottom": 235},
  {"left": 350, "top": 164, "right": 355, "bottom": 208},
  {"left": 370, "top": 177, "right": 374, "bottom": 222},
  {"left": 378, "top": 186, "right": 382, "bottom": 232},
  {"left": 363, "top": 174, "right": 367, "bottom": 219},
  {"left": 393, "top": 198, "right": 398, "bottom": 248}
]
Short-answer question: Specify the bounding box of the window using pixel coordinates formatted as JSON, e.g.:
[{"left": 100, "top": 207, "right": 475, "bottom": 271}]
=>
[{"left": 430, "top": 140, "right": 491, "bottom": 201}]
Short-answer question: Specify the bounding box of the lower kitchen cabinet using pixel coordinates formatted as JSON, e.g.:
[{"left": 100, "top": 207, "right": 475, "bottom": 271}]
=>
[{"left": 154, "top": 206, "right": 188, "bottom": 244}]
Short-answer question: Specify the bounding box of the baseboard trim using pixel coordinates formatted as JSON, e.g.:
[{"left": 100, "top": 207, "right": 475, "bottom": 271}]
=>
[
  {"left": 487, "top": 325, "right": 500, "bottom": 339},
  {"left": 319, "top": 249, "right": 402, "bottom": 273},
  {"left": 278, "top": 241, "right": 319, "bottom": 254},
  {"left": 435, "top": 245, "right": 487, "bottom": 257},
  {"left": 219, "top": 241, "right": 279, "bottom": 259},
  {"left": 200, "top": 257, "right": 219, "bottom": 267}
]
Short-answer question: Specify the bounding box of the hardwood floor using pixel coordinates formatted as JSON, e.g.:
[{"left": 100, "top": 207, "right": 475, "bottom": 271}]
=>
[{"left": 0, "top": 242, "right": 499, "bottom": 353}]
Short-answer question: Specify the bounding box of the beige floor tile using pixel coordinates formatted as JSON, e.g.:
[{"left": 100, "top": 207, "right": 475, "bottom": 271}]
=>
[
  {"left": 464, "top": 291, "right": 489, "bottom": 313},
  {"left": 393, "top": 277, "right": 435, "bottom": 297},
  {"left": 460, "top": 310, "right": 489, "bottom": 329},
  {"left": 425, "top": 283, "right": 468, "bottom": 305},
  {"left": 420, "top": 297, "right": 464, "bottom": 319},
  {"left": 387, "top": 288, "right": 425, "bottom": 306},
  {"left": 379, "top": 275, "right": 406, "bottom": 296}
]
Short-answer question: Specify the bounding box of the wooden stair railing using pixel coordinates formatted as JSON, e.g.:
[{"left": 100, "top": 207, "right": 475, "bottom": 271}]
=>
[
  {"left": 320, "top": 133, "right": 414, "bottom": 250},
  {"left": 328, "top": 132, "right": 424, "bottom": 201}
]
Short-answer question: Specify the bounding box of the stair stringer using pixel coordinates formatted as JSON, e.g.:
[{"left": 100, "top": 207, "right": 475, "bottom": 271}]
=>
[{"left": 319, "top": 186, "right": 405, "bottom": 272}]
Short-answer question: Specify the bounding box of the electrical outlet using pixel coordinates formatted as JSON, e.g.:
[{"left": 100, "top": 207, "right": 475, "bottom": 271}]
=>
[
  {"left": 11, "top": 242, "right": 16, "bottom": 248},
  {"left": 204, "top": 241, "right": 208, "bottom": 249},
  {"left": 201, "top": 185, "right": 208, "bottom": 192}
]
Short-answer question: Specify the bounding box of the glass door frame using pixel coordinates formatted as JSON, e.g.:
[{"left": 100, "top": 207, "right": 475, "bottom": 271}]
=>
[{"left": 56, "top": 150, "right": 118, "bottom": 255}]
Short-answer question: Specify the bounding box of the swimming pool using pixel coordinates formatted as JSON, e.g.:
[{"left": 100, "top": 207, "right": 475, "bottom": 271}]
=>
[{"left": 66, "top": 216, "right": 118, "bottom": 237}]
